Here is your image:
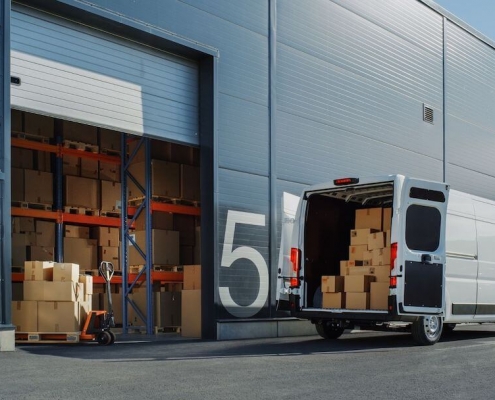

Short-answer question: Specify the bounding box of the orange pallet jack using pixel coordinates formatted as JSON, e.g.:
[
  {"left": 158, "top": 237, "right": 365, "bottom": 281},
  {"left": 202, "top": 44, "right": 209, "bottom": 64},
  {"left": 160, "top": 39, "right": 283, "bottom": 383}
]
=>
[{"left": 80, "top": 261, "right": 116, "bottom": 345}]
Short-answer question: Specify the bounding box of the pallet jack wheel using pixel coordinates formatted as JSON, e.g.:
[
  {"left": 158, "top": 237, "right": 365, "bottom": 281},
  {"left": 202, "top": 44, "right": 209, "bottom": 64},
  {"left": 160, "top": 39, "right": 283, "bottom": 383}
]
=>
[
  {"left": 109, "top": 330, "right": 116, "bottom": 345},
  {"left": 97, "top": 331, "right": 112, "bottom": 346}
]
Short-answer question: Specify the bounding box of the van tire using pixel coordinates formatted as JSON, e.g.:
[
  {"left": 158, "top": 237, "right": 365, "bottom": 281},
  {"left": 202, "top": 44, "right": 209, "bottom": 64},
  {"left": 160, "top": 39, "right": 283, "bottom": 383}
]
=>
[
  {"left": 411, "top": 316, "right": 443, "bottom": 345},
  {"left": 315, "top": 323, "right": 344, "bottom": 339}
]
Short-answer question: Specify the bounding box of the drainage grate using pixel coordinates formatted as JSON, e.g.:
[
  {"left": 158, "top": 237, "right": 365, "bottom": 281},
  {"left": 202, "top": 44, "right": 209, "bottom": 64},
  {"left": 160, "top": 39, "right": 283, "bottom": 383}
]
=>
[{"left": 423, "top": 104, "right": 434, "bottom": 124}]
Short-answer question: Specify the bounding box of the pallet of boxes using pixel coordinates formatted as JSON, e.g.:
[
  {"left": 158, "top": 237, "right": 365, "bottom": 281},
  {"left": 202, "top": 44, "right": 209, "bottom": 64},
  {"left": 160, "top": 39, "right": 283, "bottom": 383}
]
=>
[
  {"left": 12, "top": 261, "right": 93, "bottom": 343},
  {"left": 322, "top": 207, "right": 391, "bottom": 310}
]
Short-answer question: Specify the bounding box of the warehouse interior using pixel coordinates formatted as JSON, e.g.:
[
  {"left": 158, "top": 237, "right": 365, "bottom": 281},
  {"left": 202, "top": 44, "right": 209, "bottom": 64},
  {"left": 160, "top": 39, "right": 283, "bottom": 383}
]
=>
[{"left": 11, "top": 109, "right": 203, "bottom": 340}]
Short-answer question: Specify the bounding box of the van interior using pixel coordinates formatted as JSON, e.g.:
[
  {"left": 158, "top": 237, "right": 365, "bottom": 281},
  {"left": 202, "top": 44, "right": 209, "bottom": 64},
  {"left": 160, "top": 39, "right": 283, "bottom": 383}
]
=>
[{"left": 303, "top": 182, "right": 394, "bottom": 307}]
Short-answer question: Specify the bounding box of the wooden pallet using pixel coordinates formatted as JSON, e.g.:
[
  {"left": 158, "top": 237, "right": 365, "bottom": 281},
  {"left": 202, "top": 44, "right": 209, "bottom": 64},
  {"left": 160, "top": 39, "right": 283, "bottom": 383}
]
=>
[
  {"left": 100, "top": 210, "right": 121, "bottom": 218},
  {"left": 12, "top": 131, "right": 50, "bottom": 143},
  {"left": 129, "top": 195, "right": 184, "bottom": 207},
  {"left": 155, "top": 326, "right": 181, "bottom": 334},
  {"left": 63, "top": 139, "right": 99, "bottom": 153},
  {"left": 100, "top": 147, "right": 121, "bottom": 156},
  {"left": 15, "top": 332, "right": 80, "bottom": 344},
  {"left": 129, "top": 265, "right": 180, "bottom": 274},
  {"left": 64, "top": 206, "right": 100, "bottom": 216},
  {"left": 12, "top": 201, "right": 52, "bottom": 211}
]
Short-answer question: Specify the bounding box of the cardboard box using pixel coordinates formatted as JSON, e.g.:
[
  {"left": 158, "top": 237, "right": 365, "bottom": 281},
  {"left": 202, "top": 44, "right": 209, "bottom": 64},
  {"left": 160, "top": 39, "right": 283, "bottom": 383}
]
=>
[
  {"left": 100, "top": 128, "right": 121, "bottom": 151},
  {"left": 160, "top": 291, "right": 182, "bottom": 327},
  {"left": 35, "top": 220, "right": 55, "bottom": 247},
  {"left": 63, "top": 155, "right": 80, "bottom": 176},
  {"left": 12, "top": 167, "right": 24, "bottom": 201},
  {"left": 386, "top": 230, "right": 391, "bottom": 248},
  {"left": 128, "top": 160, "right": 181, "bottom": 199},
  {"left": 370, "top": 282, "right": 389, "bottom": 310},
  {"left": 62, "top": 120, "right": 97, "bottom": 144},
  {"left": 11, "top": 109, "right": 22, "bottom": 132},
  {"left": 321, "top": 276, "right": 344, "bottom": 293},
  {"left": 129, "top": 229, "right": 179, "bottom": 266},
  {"left": 81, "top": 158, "right": 98, "bottom": 179},
  {"left": 38, "top": 301, "right": 80, "bottom": 332},
  {"left": 100, "top": 162, "right": 120, "bottom": 182},
  {"left": 355, "top": 208, "right": 382, "bottom": 230},
  {"left": 24, "top": 261, "right": 54, "bottom": 281},
  {"left": 36, "top": 151, "right": 52, "bottom": 173},
  {"left": 64, "top": 225, "right": 90, "bottom": 239},
  {"left": 372, "top": 265, "right": 390, "bottom": 282},
  {"left": 12, "top": 246, "right": 27, "bottom": 267},
  {"left": 13, "top": 217, "right": 35, "bottom": 233},
  {"left": 53, "top": 263, "right": 79, "bottom": 282},
  {"left": 24, "top": 113, "right": 54, "bottom": 138},
  {"left": 12, "top": 282, "right": 24, "bottom": 301},
  {"left": 349, "top": 245, "right": 368, "bottom": 261},
  {"left": 383, "top": 208, "right": 392, "bottom": 231},
  {"left": 63, "top": 238, "right": 97, "bottom": 271},
  {"left": 372, "top": 247, "right": 391, "bottom": 266},
  {"left": 346, "top": 292, "right": 370, "bottom": 310},
  {"left": 322, "top": 292, "right": 345, "bottom": 308},
  {"left": 11, "top": 301, "right": 38, "bottom": 332},
  {"left": 11, "top": 147, "right": 34, "bottom": 169},
  {"left": 24, "top": 281, "right": 46, "bottom": 301},
  {"left": 79, "top": 275, "right": 93, "bottom": 296},
  {"left": 181, "top": 290, "right": 201, "bottom": 338},
  {"left": 92, "top": 227, "right": 119, "bottom": 247},
  {"left": 183, "top": 265, "right": 201, "bottom": 290},
  {"left": 24, "top": 170, "right": 53, "bottom": 204},
  {"left": 134, "top": 211, "right": 174, "bottom": 231},
  {"left": 368, "top": 232, "right": 386, "bottom": 251},
  {"left": 340, "top": 260, "right": 364, "bottom": 276},
  {"left": 27, "top": 246, "right": 55, "bottom": 262},
  {"left": 44, "top": 282, "right": 83, "bottom": 302},
  {"left": 13, "top": 233, "right": 31, "bottom": 247},
  {"left": 361, "top": 251, "right": 373, "bottom": 266},
  {"left": 99, "top": 246, "right": 120, "bottom": 271},
  {"left": 180, "top": 164, "right": 200, "bottom": 201},
  {"left": 127, "top": 288, "right": 160, "bottom": 326},
  {"left": 101, "top": 180, "right": 121, "bottom": 212},
  {"left": 344, "top": 275, "right": 375, "bottom": 293},
  {"left": 350, "top": 229, "right": 378, "bottom": 246},
  {"left": 65, "top": 176, "right": 99, "bottom": 209}
]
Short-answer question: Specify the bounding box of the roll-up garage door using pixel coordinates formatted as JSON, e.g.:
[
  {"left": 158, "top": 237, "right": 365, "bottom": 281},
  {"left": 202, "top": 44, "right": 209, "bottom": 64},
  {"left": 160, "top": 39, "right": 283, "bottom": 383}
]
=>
[{"left": 11, "top": 5, "right": 199, "bottom": 145}]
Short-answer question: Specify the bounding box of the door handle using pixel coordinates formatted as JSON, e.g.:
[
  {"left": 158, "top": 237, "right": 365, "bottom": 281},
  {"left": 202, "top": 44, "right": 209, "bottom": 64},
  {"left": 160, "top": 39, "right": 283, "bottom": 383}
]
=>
[{"left": 421, "top": 254, "right": 432, "bottom": 264}]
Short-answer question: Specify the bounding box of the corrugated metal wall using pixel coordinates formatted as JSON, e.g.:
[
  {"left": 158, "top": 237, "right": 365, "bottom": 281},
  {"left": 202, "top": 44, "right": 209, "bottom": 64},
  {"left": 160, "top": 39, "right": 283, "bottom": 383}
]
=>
[{"left": 18, "top": 0, "right": 495, "bottom": 321}]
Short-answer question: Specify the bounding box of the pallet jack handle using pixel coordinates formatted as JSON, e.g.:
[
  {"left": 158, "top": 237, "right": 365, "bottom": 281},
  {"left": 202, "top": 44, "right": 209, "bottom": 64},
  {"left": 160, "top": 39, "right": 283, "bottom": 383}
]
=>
[{"left": 99, "top": 261, "right": 115, "bottom": 328}]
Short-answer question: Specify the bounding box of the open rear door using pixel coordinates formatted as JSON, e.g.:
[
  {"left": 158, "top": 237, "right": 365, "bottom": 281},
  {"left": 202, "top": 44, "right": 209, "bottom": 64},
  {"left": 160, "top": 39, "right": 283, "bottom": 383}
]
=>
[{"left": 396, "top": 178, "right": 449, "bottom": 316}]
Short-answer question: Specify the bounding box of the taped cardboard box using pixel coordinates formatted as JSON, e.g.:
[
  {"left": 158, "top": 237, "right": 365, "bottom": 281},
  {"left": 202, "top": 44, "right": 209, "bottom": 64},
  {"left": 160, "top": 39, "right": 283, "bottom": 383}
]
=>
[
  {"left": 27, "top": 246, "right": 54, "bottom": 262},
  {"left": 36, "top": 151, "right": 52, "bottom": 173},
  {"left": 38, "top": 301, "right": 80, "bottom": 332},
  {"left": 322, "top": 292, "right": 345, "bottom": 309},
  {"left": 350, "top": 229, "right": 378, "bottom": 246},
  {"left": 64, "top": 225, "right": 90, "bottom": 239},
  {"left": 339, "top": 260, "right": 364, "bottom": 276},
  {"left": 128, "top": 160, "right": 180, "bottom": 199},
  {"left": 92, "top": 227, "right": 119, "bottom": 247},
  {"left": 386, "top": 230, "right": 391, "bottom": 248},
  {"left": 370, "top": 282, "right": 389, "bottom": 310},
  {"left": 12, "top": 167, "right": 24, "bottom": 202},
  {"left": 13, "top": 217, "right": 35, "bottom": 233},
  {"left": 100, "top": 162, "right": 120, "bottom": 183},
  {"left": 11, "top": 301, "right": 38, "bottom": 332},
  {"left": 65, "top": 176, "right": 99, "bottom": 209},
  {"left": 181, "top": 290, "right": 201, "bottom": 338},
  {"left": 11, "top": 147, "right": 34, "bottom": 169},
  {"left": 344, "top": 275, "right": 375, "bottom": 293},
  {"left": 346, "top": 292, "right": 370, "bottom": 310},
  {"left": 43, "top": 282, "right": 83, "bottom": 302},
  {"left": 53, "top": 263, "right": 80, "bottom": 282},
  {"left": 24, "top": 113, "right": 54, "bottom": 138},
  {"left": 35, "top": 220, "right": 55, "bottom": 247},
  {"left": 355, "top": 208, "right": 382, "bottom": 230},
  {"left": 100, "top": 128, "right": 121, "bottom": 151},
  {"left": 81, "top": 158, "right": 98, "bottom": 179},
  {"left": 24, "top": 169, "right": 53, "bottom": 205},
  {"left": 368, "top": 232, "right": 386, "bottom": 251},
  {"left": 372, "top": 247, "right": 391, "bottom": 266},
  {"left": 13, "top": 233, "right": 34, "bottom": 247},
  {"left": 24, "top": 261, "right": 54, "bottom": 281},
  {"left": 99, "top": 246, "right": 120, "bottom": 271},
  {"left": 79, "top": 275, "right": 93, "bottom": 296},
  {"left": 62, "top": 120, "right": 97, "bottom": 144},
  {"left": 321, "top": 276, "right": 344, "bottom": 293},
  {"left": 134, "top": 211, "right": 173, "bottom": 231},
  {"left": 180, "top": 164, "right": 200, "bottom": 201},
  {"left": 349, "top": 245, "right": 368, "bottom": 261},
  {"left": 24, "top": 281, "right": 46, "bottom": 301},
  {"left": 101, "top": 180, "right": 121, "bottom": 212},
  {"left": 183, "top": 265, "right": 201, "bottom": 290},
  {"left": 63, "top": 238, "right": 97, "bottom": 271},
  {"left": 63, "top": 155, "right": 80, "bottom": 176},
  {"left": 383, "top": 208, "right": 392, "bottom": 231},
  {"left": 129, "top": 229, "right": 179, "bottom": 266}
]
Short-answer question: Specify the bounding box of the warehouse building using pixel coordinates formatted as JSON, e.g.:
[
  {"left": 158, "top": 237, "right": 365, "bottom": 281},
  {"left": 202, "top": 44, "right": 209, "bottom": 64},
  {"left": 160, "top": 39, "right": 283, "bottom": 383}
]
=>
[{"left": 2, "top": 0, "right": 495, "bottom": 350}]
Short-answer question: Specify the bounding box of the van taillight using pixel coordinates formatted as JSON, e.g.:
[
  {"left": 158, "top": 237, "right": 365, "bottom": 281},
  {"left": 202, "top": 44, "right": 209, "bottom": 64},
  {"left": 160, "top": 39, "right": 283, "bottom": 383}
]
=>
[
  {"left": 390, "top": 242, "right": 397, "bottom": 288},
  {"left": 290, "top": 248, "right": 301, "bottom": 287}
]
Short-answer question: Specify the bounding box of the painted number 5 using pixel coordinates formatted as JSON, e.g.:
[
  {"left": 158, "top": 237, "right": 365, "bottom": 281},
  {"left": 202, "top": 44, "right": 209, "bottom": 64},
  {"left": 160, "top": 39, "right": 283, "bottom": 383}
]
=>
[{"left": 219, "top": 210, "right": 269, "bottom": 318}]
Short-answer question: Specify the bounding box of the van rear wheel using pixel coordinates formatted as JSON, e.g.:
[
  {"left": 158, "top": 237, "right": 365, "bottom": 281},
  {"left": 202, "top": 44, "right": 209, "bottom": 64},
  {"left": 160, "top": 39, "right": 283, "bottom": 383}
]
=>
[
  {"left": 411, "top": 316, "right": 443, "bottom": 345},
  {"left": 315, "top": 323, "right": 344, "bottom": 339}
]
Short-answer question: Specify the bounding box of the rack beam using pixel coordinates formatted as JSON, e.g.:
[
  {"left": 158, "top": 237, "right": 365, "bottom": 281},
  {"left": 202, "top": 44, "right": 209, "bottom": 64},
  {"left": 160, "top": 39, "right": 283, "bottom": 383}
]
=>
[
  {"left": 11, "top": 138, "right": 58, "bottom": 154},
  {"left": 12, "top": 272, "right": 183, "bottom": 283}
]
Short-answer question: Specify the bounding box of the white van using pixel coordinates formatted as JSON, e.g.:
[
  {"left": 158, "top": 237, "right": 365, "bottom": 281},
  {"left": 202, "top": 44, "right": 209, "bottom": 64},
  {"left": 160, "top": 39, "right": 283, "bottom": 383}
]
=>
[{"left": 278, "top": 174, "right": 495, "bottom": 345}]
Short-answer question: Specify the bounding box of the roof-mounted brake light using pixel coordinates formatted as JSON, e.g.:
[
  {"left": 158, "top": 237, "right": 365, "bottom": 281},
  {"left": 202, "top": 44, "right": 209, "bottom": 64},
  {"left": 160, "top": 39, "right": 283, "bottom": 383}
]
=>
[{"left": 334, "top": 177, "right": 359, "bottom": 186}]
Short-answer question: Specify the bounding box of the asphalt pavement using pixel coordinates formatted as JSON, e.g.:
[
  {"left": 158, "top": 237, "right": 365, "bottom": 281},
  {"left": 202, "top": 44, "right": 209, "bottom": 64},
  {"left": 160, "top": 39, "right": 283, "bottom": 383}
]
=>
[{"left": 1, "top": 324, "right": 495, "bottom": 400}]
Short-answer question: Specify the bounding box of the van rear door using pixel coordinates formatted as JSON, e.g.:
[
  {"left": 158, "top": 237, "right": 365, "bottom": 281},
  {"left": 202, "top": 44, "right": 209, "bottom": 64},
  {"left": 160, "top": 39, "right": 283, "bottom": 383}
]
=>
[{"left": 396, "top": 178, "right": 449, "bottom": 316}]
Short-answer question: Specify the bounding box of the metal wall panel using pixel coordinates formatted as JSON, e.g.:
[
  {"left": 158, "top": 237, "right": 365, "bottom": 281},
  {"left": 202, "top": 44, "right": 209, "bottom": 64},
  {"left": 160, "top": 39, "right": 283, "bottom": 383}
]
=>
[
  {"left": 276, "top": 0, "right": 444, "bottom": 186},
  {"left": 446, "top": 164, "right": 495, "bottom": 200},
  {"left": 445, "top": 20, "right": 495, "bottom": 188},
  {"left": 11, "top": 6, "right": 199, "bottom": 143}
]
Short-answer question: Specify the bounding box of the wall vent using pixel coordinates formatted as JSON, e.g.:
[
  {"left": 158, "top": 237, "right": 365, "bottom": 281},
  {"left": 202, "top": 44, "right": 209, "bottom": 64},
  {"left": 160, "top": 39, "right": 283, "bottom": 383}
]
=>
[{"left": 423, "top": 104, "right": 434, "bottom": 124}]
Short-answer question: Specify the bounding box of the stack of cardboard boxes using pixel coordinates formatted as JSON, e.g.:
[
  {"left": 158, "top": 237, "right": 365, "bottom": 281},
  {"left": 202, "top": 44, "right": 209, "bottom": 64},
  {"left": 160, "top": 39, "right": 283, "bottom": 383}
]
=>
[
  {"left": 182, "top": 265, "right": 201, "bottom": 338},
  {"left": 12, "top": 218, "right": 55, "bottom": 267},
  {"left": 322, "top": 207, "right": 392, "bottom": 310},
  {"left": 11, "top": 261, "right": 92, "bottom": 333}
]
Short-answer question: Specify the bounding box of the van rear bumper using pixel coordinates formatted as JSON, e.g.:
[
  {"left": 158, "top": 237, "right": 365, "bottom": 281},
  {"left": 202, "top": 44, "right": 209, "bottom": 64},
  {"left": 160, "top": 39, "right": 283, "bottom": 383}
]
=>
[{"left": 294, "top": 309, "right": 400, "bottom": 323}]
